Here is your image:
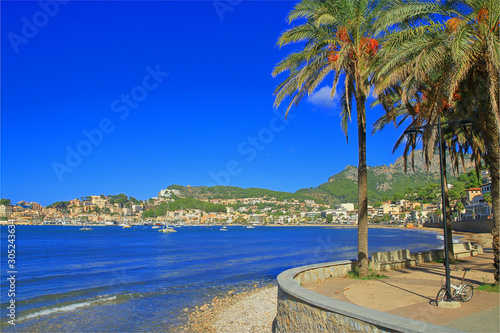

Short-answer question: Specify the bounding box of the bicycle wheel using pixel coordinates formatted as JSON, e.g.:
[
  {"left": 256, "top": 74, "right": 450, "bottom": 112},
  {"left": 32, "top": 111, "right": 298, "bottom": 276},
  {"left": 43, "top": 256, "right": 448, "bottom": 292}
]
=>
[
  {"left": 436, "top": 287, "right": 448, "bottom": 304},
  {"left": 460, "top": 283, "right": 474, "bottom": 302}
]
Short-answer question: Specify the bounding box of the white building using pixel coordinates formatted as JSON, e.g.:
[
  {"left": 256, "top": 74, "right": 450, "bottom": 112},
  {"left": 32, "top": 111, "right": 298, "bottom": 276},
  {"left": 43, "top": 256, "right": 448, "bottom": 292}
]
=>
[
  {"left": 158, "top": 189, "right": 181, "bottom": 198},
  {"left": 463, "top": 182, "right": 492, "bottom": 220},
  {"left": 302, "top": 211, "right": 322, "bottom": 219},
  {"left": 132, "top": 205, "right": 143, "bottom": 212},
  {"left": 325, "top": 207, "right": 348, "bottom": 220},
  {"left": 410, "top": 209, "right": 432, "bottom": 222},
  {"left": 338, "top": 203, "right": 354, "bottom": 211}
]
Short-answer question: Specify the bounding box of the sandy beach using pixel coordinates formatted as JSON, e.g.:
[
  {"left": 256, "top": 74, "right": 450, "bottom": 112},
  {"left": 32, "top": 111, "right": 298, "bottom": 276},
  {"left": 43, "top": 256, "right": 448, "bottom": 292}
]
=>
[{"left": 182, "top": 227, "right": 495, "bottom": 332}]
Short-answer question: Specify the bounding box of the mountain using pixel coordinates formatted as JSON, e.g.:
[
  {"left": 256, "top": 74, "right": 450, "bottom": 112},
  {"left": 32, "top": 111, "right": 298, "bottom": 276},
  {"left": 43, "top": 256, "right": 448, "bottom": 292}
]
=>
[
  {"left": 296, "top": 151, "right": 475, "bottom": 205},
  {"left": 164, "top": 151, "right": 475, "bottom": 206}
]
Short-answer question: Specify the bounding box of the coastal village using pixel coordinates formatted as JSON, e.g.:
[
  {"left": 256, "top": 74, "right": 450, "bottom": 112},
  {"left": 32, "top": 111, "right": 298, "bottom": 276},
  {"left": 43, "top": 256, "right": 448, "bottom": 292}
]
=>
[{"left": 1, "top": 173, "right": 492, "bottom": 226}]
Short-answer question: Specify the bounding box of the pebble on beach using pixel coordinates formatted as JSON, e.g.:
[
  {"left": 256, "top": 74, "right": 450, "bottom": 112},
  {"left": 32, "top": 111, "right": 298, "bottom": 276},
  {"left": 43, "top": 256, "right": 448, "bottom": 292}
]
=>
[{"left": 182, "top": 285, "right": 277, "bottom": 333}]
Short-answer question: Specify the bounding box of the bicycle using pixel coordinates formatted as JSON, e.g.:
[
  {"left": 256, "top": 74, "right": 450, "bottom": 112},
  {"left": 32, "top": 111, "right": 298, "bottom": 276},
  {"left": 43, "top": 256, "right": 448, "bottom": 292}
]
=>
[{"left": 436, "top": 267, "right": 474, "bottom": 304}]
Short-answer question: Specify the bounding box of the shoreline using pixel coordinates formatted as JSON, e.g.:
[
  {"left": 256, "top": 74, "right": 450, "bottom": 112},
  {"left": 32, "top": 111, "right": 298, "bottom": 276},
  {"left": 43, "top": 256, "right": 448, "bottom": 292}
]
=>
[
  {"left": 178, "top": 284, "right": 277, "bottom": 333},
  {"left": 182, "top": 227, "right": 493, "bottom": 332},
  {"left": 417, "top": 226, "right": 493, "bottom": 248}
]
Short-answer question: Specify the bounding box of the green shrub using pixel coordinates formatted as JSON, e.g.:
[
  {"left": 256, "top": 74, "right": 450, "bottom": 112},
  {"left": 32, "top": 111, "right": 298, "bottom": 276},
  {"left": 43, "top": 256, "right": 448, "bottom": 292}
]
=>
[{"left": 347, "top": 267, "right": 386, "bottom": 280}]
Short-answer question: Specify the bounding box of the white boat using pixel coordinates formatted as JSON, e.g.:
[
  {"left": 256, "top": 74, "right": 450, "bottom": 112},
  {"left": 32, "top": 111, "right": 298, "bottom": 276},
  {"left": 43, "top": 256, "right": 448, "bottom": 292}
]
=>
[
  {"left": 80, "top": 220, "right": 93, "bottom": 231},
  {"left": 159, "top": 203, "right": 176, "bottom": 233},
  {"left": 152, "top": 225, "right": 160, "bottom": 229},
  {"left": 158, "top": 224, "right": 176, "bottom": 233},
  {"left": 246, "top": 225, "right": 255, "bottom": 229},
  {"left": 220, "top": 225, "right": 228, "bottom": 231}
]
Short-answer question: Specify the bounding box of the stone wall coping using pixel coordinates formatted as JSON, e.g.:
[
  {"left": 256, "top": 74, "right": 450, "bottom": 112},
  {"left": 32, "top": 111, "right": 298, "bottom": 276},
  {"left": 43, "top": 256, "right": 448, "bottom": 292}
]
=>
[{"left": 277, "top": 260, "right": 460, "bottom": 333}]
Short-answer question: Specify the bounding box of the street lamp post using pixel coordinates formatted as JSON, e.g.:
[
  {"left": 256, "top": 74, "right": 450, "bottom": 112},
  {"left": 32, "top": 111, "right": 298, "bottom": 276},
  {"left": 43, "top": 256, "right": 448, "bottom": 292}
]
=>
[
  {"left": 436, "top": 117, "right": 452, "bottom": 300},
  {"left": 403, "top": 118, "right": 473, "bottom": 301}
]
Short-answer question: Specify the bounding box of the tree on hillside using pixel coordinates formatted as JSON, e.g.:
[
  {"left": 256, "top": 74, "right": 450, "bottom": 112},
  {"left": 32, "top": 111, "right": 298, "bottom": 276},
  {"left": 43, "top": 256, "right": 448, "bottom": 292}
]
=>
[
  {"left": 0, "top": 199, "right": 12, "bottom": 206},
  {"left": 273, "top": 0, "right": 386, "bottom": 277},
  {"left": 373, "top": 0, "right": 499, "bottom": 282}
]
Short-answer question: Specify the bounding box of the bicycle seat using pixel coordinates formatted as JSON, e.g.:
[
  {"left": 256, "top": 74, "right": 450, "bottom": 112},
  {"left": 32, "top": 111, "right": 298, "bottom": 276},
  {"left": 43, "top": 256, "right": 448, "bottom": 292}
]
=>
[{"left": 463, "top": 268, "right": 471, "bottom": 272}]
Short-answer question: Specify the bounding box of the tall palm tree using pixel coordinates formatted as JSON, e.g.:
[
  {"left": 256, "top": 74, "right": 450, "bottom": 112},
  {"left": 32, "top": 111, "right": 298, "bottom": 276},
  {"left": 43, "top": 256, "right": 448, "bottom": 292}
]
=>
[
  {"left": 373, "top": 0, "right": 499, "bottom": 282},
  {"left": 272, "top": 0, "right": 386, "bottom": 277}
]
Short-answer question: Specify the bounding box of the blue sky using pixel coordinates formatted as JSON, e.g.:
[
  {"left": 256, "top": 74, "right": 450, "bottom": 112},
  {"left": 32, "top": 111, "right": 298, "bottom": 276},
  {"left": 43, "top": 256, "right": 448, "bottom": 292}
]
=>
[{"left": 2, "top": 0, "right": 405, "bottom": 206}]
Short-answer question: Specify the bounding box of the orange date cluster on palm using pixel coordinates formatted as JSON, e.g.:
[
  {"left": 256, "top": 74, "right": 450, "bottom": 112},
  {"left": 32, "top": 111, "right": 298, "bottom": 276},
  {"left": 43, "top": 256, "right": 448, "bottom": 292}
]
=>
[
  {"left": 476, "top": 7, "right": 488, "bottom": 24},
  {"left": 474, "top": 8, "right": 499, "bottom": 31},
  {"left": 327, "top": 45, "right": 340, "bottom": 63},
  {"left": 446, "top": 17, "right": 463, "bottom": 32},
  {"left": 328, "top": 31, "right": 379, "bottom": 65},
  {"left": 360, "top": 37, "right": 380, "bottom": 56},
  {"left": 336, "top": 26, "right": 350, "bottom": 43}
]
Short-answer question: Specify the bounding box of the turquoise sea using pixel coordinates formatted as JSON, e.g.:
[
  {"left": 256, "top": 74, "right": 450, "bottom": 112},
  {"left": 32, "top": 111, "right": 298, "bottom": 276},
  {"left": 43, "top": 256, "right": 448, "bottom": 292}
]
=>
[{"left": 0, "top": 225, "right": 444, "bottom": 332}]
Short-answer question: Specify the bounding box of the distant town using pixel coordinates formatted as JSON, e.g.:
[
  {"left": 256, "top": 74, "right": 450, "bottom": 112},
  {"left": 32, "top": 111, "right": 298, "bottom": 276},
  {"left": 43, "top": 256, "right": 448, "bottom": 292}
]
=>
[{"left": 0, "top": 170, "right": 492, "bottom": 227}]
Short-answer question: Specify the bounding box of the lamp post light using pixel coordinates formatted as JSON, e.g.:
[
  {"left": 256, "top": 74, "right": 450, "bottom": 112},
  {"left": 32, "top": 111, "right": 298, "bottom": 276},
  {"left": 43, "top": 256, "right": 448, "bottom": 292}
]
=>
[{"left": 403, "top": 118, "right": 473, "bottom": 301}]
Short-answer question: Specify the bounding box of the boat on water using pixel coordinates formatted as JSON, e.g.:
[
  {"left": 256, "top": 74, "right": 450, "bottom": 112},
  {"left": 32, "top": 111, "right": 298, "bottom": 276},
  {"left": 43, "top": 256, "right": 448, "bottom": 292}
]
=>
[
  {"left": 152, "top": 225, "right": 160, "bottom": 229},
  {"left": 220, "top": 225, "right": 228, "bottom": 231},
  {"left": 158, "top": 224, "right": 176, "bottom": 233},
  {"left": 246, "top": 225, "right": 255, "bottom": 229},
  {"left": 158, "top": 203, "right": 176, "bottom": 233},
  {"left": 122, "top": 225, "right": 132, "bottom": 228},
  {"left": 79, "top": 220, "right": 93, "bottom": 231},
  {"left": 80, "top": 226, "right": 93, "bottom": 231}
]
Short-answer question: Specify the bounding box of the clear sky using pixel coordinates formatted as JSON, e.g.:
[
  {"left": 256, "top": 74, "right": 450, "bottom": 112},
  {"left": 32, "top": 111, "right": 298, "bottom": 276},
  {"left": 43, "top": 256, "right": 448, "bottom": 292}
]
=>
[{"left": 2, "top": 0, "right": 406, "bottom": 206}]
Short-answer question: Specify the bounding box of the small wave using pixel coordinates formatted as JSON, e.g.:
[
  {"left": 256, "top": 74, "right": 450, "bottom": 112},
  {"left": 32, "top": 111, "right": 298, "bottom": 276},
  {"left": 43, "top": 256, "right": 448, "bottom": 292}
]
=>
[
  {"left": 436, "top": 234, "right": 463, "bottom": 244},
  {"left": 19, "top": 295, "right": 117, "bottom": 321}
]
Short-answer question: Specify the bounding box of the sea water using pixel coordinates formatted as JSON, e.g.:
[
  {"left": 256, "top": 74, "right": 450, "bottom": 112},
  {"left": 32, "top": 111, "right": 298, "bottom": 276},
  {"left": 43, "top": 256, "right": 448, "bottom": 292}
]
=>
[{"left": 0, "top": 225, "right": 443, "bottom": 331}]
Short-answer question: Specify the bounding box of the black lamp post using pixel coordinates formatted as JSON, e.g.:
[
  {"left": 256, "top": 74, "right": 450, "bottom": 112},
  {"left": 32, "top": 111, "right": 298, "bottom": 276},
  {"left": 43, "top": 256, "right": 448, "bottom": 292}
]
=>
[{"left": 403, "top": 118, "right": 473, "bottom": 301}]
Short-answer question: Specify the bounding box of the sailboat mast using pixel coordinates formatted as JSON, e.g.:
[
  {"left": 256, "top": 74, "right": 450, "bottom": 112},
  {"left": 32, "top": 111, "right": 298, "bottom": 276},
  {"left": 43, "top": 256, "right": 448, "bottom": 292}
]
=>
[{"left": 165, "top": 202, "right": 169, "bottom": 229}]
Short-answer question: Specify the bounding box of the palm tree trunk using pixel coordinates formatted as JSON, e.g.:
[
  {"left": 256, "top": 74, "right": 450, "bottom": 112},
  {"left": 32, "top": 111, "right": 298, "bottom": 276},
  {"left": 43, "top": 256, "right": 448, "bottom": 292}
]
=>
[
  {"left": 356, "top": 90, "right": 369, "bottom": 278},
  {"left": 482, "top": 110, "right": 500, "bottom": 283}
]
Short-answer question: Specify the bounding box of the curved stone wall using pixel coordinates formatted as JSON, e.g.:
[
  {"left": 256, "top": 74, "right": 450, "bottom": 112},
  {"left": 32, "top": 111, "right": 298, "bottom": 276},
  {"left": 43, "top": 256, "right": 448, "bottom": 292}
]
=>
[{"left": 274, "top": 260, "right": 458, "bottom": 333}]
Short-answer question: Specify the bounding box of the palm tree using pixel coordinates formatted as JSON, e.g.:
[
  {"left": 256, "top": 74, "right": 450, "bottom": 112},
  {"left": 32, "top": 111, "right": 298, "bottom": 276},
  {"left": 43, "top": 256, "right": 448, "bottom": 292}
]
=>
[
  {"left": 373, "top": 0, "right": 499, "bottom": 282},
  {"left": 272, "top": 0, "right": 386, "bottom": 277}
]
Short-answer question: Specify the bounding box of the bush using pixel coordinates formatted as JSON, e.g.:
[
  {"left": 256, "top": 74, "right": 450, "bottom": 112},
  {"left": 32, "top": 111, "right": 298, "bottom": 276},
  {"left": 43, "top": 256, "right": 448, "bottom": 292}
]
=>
[{"left": 347, "top": 267, "right": 387, "bottom": 280}]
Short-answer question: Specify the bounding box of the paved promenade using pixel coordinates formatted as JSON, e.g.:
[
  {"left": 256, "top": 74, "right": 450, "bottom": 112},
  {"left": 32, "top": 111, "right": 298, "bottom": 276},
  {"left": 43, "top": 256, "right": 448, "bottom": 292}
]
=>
[{"left": 303, "top": 249, "right": 499, "bottom": 332}]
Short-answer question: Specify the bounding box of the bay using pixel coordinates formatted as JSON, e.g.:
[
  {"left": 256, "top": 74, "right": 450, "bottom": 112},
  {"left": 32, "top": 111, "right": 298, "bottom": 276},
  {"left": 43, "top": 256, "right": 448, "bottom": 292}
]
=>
[{"left": 0, "top": 225, "right": 443, "bottom": 332}]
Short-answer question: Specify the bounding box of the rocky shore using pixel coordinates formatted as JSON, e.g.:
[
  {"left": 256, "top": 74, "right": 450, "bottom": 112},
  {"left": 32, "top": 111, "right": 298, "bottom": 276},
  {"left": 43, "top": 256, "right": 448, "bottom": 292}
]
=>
[{"left": 180, "top": 285, "right": 277, "bottom": 333}]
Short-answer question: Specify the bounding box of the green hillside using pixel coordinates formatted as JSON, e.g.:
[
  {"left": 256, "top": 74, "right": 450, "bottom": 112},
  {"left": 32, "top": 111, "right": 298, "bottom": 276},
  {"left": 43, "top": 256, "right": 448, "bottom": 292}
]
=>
[{"left": 166, "top": 185, "right": 324, "bottom": 204}]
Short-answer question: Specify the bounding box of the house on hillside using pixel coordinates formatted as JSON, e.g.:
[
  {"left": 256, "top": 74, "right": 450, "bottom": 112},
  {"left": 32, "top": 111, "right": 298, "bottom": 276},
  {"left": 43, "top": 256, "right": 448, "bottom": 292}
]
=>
[
  {"left": 377, "top": 203, "right": 400, "bottom": 217},
  {"left": 250, "top": 214, "right": 265, "bottom": 224},
  {"left": 463, "top": 182, "right": 492, "bottom": 220}
]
